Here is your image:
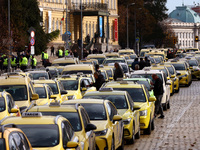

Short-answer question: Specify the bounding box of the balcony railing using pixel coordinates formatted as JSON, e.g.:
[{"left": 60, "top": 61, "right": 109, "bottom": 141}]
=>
[{"left": 70, "top": 2, "right": 108, "bottom": 12}]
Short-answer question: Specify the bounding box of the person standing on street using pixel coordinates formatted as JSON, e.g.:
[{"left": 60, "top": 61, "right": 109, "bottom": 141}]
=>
[
  {"left": 73, "top": 49, "right": 78, "bottom": 58},
  {"left": 145, "top": 57, "right": 151, "bottom": 67},
  {"left": 152, "top": 74, "right": 164, "bottom": 119},
  {"left": 58, "top": 48, "right": 63, "bottom": 58},
  {"left": 2, "top": 55, "right": 8, "bottom": 72},
  {"left": 42, "top": 50, "right": 49, "bottom": 67},
  {"left": 31, "top": 55, "right": 37, "bottom": 69},
  {"left": 65, "top": 49, "right": 69, "bottom": 57},
  {"left": 139, "top": 58, "right": 146, "bottom": 70},
  {"left": 91, "top": 72, "right": 105, "bottom": 91},
  {"left": 51, "top": 45, "right": 55, "bottom": 56},
  {"left": 114, "top": 62, "right": 124, "bottom": 81},
  {"left": 11, "top": 55, "right": 17, "bottom": 70},
  {"left": 131, "top": 58, "right": 139, "bottom": 70},
  {"left": 20, "top": 55, "right": 28, "bottom": 71}
]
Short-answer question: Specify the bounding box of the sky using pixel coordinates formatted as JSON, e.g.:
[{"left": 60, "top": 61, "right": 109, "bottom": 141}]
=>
[{"left": 166, "top": 0, "right": 200, "bottom": 14}]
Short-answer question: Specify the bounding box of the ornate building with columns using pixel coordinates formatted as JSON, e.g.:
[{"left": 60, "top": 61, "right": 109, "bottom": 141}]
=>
[
  {"left": 38, "top": 0, "right": 119, "bottom": 50},
  {"left": 168, "top": 5, "right": 200, "bottom": 49}
]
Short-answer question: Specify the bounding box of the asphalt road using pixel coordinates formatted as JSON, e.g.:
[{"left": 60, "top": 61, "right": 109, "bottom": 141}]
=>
[{"left": 125, "top": 81, "right": 200, "bottom": 150}]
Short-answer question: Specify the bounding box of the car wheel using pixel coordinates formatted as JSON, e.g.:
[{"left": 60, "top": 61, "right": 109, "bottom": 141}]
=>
[
  {"left": 175, "top": 87, "right": 180, "bottom": 93},
  {"left": 135, "top": 125, "right": 140, "bottom": 139},
  {"left": 151, "top": 118, "right": 155, "bottom": 130},
  {"left": 126, "top": 125, "right": 135, "bottom": 144},
  {"left": 117, "top": 132, "right": 124, "bottom": 150},
  {"left": 167, "top": 99, "right": 170, "bottom": 109},
  {"left": 111, "top": 136, "right": 115, "bottom": 150},
  {"left": 144, "top": 119, "right": 151, "bottom": 135}
]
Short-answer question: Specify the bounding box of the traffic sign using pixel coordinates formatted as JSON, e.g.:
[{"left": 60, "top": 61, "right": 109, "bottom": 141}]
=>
[
  {"left": 30, "top": 38, "right": 35, "bottom": 46},
  {"left": 31, "top": 46, "right": 35, "bottom": 55},
  {"left": 65, "top": 31, "right": 71, "bottom": 36},
  {"left": 31, "top": 31, "right": 35, "bottom": 38},
  {"left": 136, "top": 37, "right": 140, "bottom": 43}
]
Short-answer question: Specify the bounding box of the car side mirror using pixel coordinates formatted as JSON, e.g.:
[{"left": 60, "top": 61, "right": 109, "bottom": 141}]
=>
[
  {"left": 149, "top": 97, "right": 156, "bottom": 102},
  {"left": 113, "top": 115, "right": 122, "bottom": 121},
  {"left": 171, "top": 75, "right": 175, "bottom": 78},
  {"left": 190, "top": 67, "right": 193, "bottom": 69},
  {"left": 50, "top": 95, "right": 57, "bottom": 99},
  {"left": 176, "top": 72, "right": 181, "bottom": 76},
  {"left": 0, "top": 138, "right": 6, "bottom": 150},
  {"left": 109, "top": 77, "right": 113, "bottom": 80},
  {"left": 10, "top": 108, "right": 19, "bottom": 113},
  {"left": 31, "top": 93, "right": 39, "bottom": 100},
  {"left": 81, "top": 87, "right": 87, "bottom": 91},
  {"left": 61, "top": 90, "right": 68, "bottom": 95},
  {"left": 85, "top": 123, "right": 97, "bottom": 132},
  {"left": 167, "top": 77, "right": 170, "bottom": 80},
  {"left": 133, "top": 105, "right": 141, "bottom": 110},
  {"left": 65, "top": 141, "right": 79, "bottom": 149}
]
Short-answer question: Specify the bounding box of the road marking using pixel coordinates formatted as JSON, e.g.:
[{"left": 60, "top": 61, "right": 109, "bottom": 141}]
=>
[{"left": 155, "top": 98, "right": 194, "bottom": 148}]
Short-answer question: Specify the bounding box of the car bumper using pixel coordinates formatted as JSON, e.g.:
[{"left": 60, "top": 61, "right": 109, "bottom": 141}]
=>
[
  {"left": 192, "top": 71, "right": 200, "bottom": 79},
  {"left": 95, "top": 133, "right": 111, "bottom": 150},
  {"left": 179, "top": 76, "right": 188, "bottom": 85},
  {"left": 123, "top": 123, "right": 133, "bottom": 139},
  {"left": 139, "top": 116, "right": 150, "bottom": 129}
]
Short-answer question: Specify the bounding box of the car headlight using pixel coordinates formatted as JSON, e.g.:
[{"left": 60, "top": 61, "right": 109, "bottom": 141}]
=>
[
  {"left": 68, "top": 95, "right": 75, "bottom": 100},
  {"left": 95, "top": 129, "right": 108, "bottom": 136},
  {"left": 140, "top": 110, "right": 147, "bottom": 116},
  {"left": 123, "top": 118, "right": 132, "bottom": 125}
]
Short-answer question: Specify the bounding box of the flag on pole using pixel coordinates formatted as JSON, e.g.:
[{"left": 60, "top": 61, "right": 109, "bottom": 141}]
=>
[{"left": 60, "top": 15, "right": 64, "bottom": 25}]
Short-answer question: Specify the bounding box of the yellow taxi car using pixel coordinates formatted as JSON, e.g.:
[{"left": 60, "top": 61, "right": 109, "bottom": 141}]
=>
[
  {"left": 87, "top": 54, "right": 106, "bottom": 64},
  {"left": 150, "top": 65, "right": 175, "bottom": 95},
  {"left": 57, "top": 75, "right": 96, "bottom": 100},
  {"left": 104, "top": 52, "right": 119, "bottom": 58},
  {"left": 34, "top": 79, "right": 68, "bottom": 102},
  {"left": 52, "top": 57, "right": 79, "bottom": 66},
  {"left": 0, "top": 91, "right": 20, "bottom": 120},
  {"left": 0, "top": 124, "right": 33, "bottom": 150},
  {"left": 169, "top": 60, "right": 192, "bottom": 87},
  {"left": 80, "top": 58, "right": 99, "bottom": 66},
  {"left": 99, "top": 66, "right": 114, "bottom": 81},
  {"left": 62, "top": 64, "right": 95, "bottom": 75},
  {"left": 118, "top": 49, "right": 135, "bottom": 56},
  {"left": 63, "top": 99, "right": 124, "bottom": 150},
  {"left": 33, "top": 83, "right": 54, "bottom": 105},
  {"left": 102, "top": 57, "right": 126, "bottom": 66},
  {"left": 140, "top": 49, "right": 150, "bottom": 57},
  {"left": 185, "top": 58, "right": 200, "bottom": 80},
  {"left": 27, "top": 102, "right": 96, "bottom": 150},
  {"left": 47, "top": 66, "right": 65, "bottom": 76},
  {"left": 146, "top": 49, "right": 166, "bottom": 60},
  {"left": 0, "top": 112, "right": 80, "bottom": 150},
  {"left": 83, "top": 88, "right": 141, "bottom": 144},
  {"left": 103, "top": 81, "right": 156, "bottom": 135},
  {"left": 185, "top": 48, "right": 199, "bottom": 53},
  {"left": 0, "top": 73, "right": 39, "bottom": 109},
  {"left": 162, "top": 63, "right": 180, "bottom": 93}
]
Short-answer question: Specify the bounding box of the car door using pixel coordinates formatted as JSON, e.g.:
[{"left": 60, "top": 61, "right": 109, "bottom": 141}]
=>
[
  {"left": 62, "top": 121, "right": 75, "bottom": 149},
  {"left": 80, "top": 108, "right": 95, "bottom": 150}
]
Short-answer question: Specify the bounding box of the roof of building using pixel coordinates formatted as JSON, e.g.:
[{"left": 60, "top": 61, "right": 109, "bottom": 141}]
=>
[{"left": 169, "top": 5, "right": 200, "bottom": 23}]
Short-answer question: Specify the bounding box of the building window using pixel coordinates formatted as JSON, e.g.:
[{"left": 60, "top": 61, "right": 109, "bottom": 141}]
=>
[
  {"left": 93, "top": 23, "right": 94, "bottom": 37},
  {"left": 56, "top": 20, "right": 58, "bottom": 30},
  {"left": 89, "top": 23, "right": 91, "bottom": 37},
  {"left": 183, "top": 33, "right": 185, "bottom": 38},
  {"left": 60, "top": 22, "right": 62, "bottom": 35},
  {"left": 52, "top": 19, "right": 55, "bottom": 31},
  {"left": 180, "top": 33, "right": 182, "bottom": 38},
  {"left": 60, "top": 0, "right": 62, "bottom": 3},
  {"left": 186, "top": 41, "right": 187, "bottom": 47},
  {"left": 114, "top": 0, "right": 116, "bottom": 9},
  {"left": 45, "top": 19, "right": 48, "bottom": 33},
  {"left": 189, "top": 41, "right": 190, "bottom": 47},
  {"left": 111, "top": 0, "right": 113, "bottom": 9},
  {"left": 183, "top": 40, "right": 184, "bottom": 46},
  {"left": 111, "top": 25, "right": 113, "bottom": 40},
  {"left": 86, "top": 22, "right": 88, "bottom": 36}
]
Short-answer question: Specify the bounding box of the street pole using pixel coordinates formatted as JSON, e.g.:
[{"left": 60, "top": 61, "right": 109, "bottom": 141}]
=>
[
  {"left": 8, "top": 0, "right": 11, "bottom": 72},
  {"left": 66, "top": 0, "right": 69, "bottom": 50},
  {"left": 81, "top": 0, "right": 83, "bottom": 59},
  {"left": 106, "top": 0, "right": 109, "bottom": 51},
  {"left": 126, "top": 3, "right": 135, "bottom": 49},
  {"left": 134, "top": 11, "right": 137, "bottom": 55}
]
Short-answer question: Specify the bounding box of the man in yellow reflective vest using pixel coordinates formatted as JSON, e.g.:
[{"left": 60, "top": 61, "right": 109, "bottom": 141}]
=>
[
  {"left": 2, "top": 55, "right": 8, "bottom": 72},
  {"left": 65, "top": 49, "right": 69, "bottom": 57},
  {"left": 31, "top": 55, "right": 37, "bottom": 69},
  {"left": 58, "top": 49, "right": 63, "bottom": 58},
  {"left": 11, "top": 55, "right": 17, "bottom": 70},
  {"left": 42, "top": 50, "right": 49, "bottom": 67},
  {"left": 20, "top": 55, "right": 28, "bottom": 71}
]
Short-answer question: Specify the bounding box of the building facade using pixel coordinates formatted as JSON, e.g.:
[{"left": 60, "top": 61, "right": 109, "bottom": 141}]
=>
[
  {"left": 38, "top": 0, "right": 119, "bottom": 50},
  {"left": 168, "top": 5, "right": 200, "bottom": 49}
]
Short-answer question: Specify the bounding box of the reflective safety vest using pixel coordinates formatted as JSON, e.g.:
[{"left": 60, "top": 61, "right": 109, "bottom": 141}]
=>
[
  {"left": 3, "top": 58, "right": 8, "bottom": 66},
  {"left": 43, "top": 52, "right": 48, "bottom": 59},
  {"left": 65, "top": 50, "right": 69, "bottom": 56},
  {"left": 21, "top": 57, "right": 28, "bottom": 66},
  {"left": 11, "top": 58, "right": 17, "bottom": 67},
  {"left": 31, "top": 58, "right": 37, "bottom": 66},
  {"left": 59, "top": 49, "right": 63, "bottom": 57}
]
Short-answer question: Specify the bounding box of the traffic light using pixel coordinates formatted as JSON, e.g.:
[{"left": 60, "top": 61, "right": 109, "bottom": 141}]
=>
[
  {"left": 195, "top": 36, "right": 199, "bottom": 42},
  {"left": 173, "top": 38, "right": 176, "bottom": 44}
]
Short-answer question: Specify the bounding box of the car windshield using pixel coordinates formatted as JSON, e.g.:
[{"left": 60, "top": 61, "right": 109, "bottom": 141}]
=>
[
  {"left": 41, "top": 112, "right": 82, "bottom": 131},
  {"left": 31, "top": 73, "right": 49, "bottom": 80},
  {"left": 62, "top": 70, "right": 92, "bottom": 75},
  {"left": 137, "top": 81, "right": 151, "bottom": 91},
  {"left": 17, "top": 124, "right": 59, "bottom": 147},
  {"left": 154, "top": 57, "right": 161, "bottom": 63},
  {"left": 121, "top": 64, "right": 128, "bottom": 73},
  {"left": 53, "top": 63, "right": 75, "bottom": 66},
  {"left": 58, "top": 68, "right": 64, "bottom": 75},
  {"left": 167, "top": 67, "right": 175, "bottom": 75},
  {"left": 140, "top": 52, "right": 145, "bottom": 57},
  {"left": 49, "top": 70, "right": 58, "bottom": 78},
  {"left": 83, "top": 95, "right": 128, "bottom": 109},
  {"left": 92, "top": 58, "right": 105, "bottom": 64},
  {"left": 80, "top": 103, "right": 107, "bottom": 120},
  {"left": 35, "top": 87, "right": 47, "bottom": 98},
  {"left": 47, "top": 83, "right": 59, "bottom": 94},
  {"left": 0, "top": 85, "right": 28, "bottom": 101},
  {"left": 81, "top": 62, "right": 93, "bottom": 64},
  {"left": 160, "top": 69, "right": 169, "bottom": 77},
  {"left": 129, "top": 55, "right": 137, "bottom": 59},
  {"left": 188, "top": 60, "right": 198, "bottom": 66},
  {"left": 172, "top": 64, "right": 186, "bottom": 70},
  {"left": 60, "top": 80, "right": 78, "bottom": 90},
  {"left": 106, "top": 70, "right": 112, "bottom": 77},
  {"left": 130, "top": 74, "right": 162, "bottom": 83},
  {"left": 104, "top": 59, "right": 125, "bottom": 64},
  {"left": 113, "top": 88, "right": 146, "bottom": 102},
  {"left": 0, "top": 97, "right": 5, "bottom": 112}
]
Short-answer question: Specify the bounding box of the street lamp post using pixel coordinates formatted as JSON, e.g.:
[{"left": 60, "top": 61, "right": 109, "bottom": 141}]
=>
[
  {"left": 106, "top": 0, "right": 109, "bottom": 51},
  {"left": 80, "top": 0, "right": 83, "bottom": 59},
  {"left": 66, "top": 0, "right": 69, "bottom": 50},
  {"left": 127, "top": 3, "right": 135, "bottom": 49}
]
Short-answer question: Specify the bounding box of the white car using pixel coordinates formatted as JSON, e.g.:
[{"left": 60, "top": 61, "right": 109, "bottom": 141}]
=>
[{"left": 130, "top": 68, "right": 171, "bottom": 110}]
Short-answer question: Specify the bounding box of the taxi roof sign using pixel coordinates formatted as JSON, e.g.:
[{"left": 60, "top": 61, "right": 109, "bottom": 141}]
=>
[
  {"left": 49, "top": 101, "right": 60, "bottom": 107},
  {"left": 99, "top": 87, "right": 113, "bottom": 91},
  {"left": 22, "top": 112, "right": 42, "bottom": 117}
]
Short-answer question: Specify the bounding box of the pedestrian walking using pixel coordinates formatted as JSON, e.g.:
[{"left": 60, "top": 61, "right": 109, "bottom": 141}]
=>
[
  {"left": 73, "top": 49, "right": 78, "bottom": 58},
  {"left": 86, "top": 34, "right": 90, "bottom": 44},
  {"left": 91, "top": 72, "right": 105, "bottom": 91},
  {"left": 131, "top": 58, "right": 139, "bottom": 70},
  {"left": 152, "top": 74, "right": 164, "bottom": 119},
  {"left": 114, "top": 62, "right": 124, "bottom": 81},
  {"left": 51, "top": 45, "right": 55, "bottom": 56},
  {"left": 58, "top": 49, "right": 63, "bottom": 58},
  {"left": 31, "top": 55, "right": 37, "bottom": 69},
  {"left": 11, "top": 55, "right": 17, "bottom": 70},
  {"left": 139, "top": 58, "right": 146, "bottom": 70},
  {"left": 145, "top": 57, "right": 151, "bottom": 67},
  {"left": 20, "top": 55, "right": 28, "bottom": 71}
]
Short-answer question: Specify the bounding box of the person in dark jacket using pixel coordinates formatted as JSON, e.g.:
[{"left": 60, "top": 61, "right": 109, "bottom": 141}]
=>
[
  {"left": 139, "top": 58, "right": 146, "bottom": 70},
  {"left": 145, "top": 57, "right": 151, "bottom": 67},
  {"left": 114, "top": 62, "right": 124, "bottom": 81},
  {"left": 92, "top": 72, "right": 105, "bottom": 90},
  {"left": 152, "top": 74, "right": 164, "bottom": 119},
  {"left": 131, "top": 58, "right": 139, "bottom": 70}
]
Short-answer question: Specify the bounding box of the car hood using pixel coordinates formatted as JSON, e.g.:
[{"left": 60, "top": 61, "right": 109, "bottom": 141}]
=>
[
  {"left": 15, "top": 101, "right": 29, "bottom": 107},
  {"left": 134, "top": 102, "right": 147, "bottom": 110},
  {"left": 91, "top": 120, "right": 108, "bottom": 131}
]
